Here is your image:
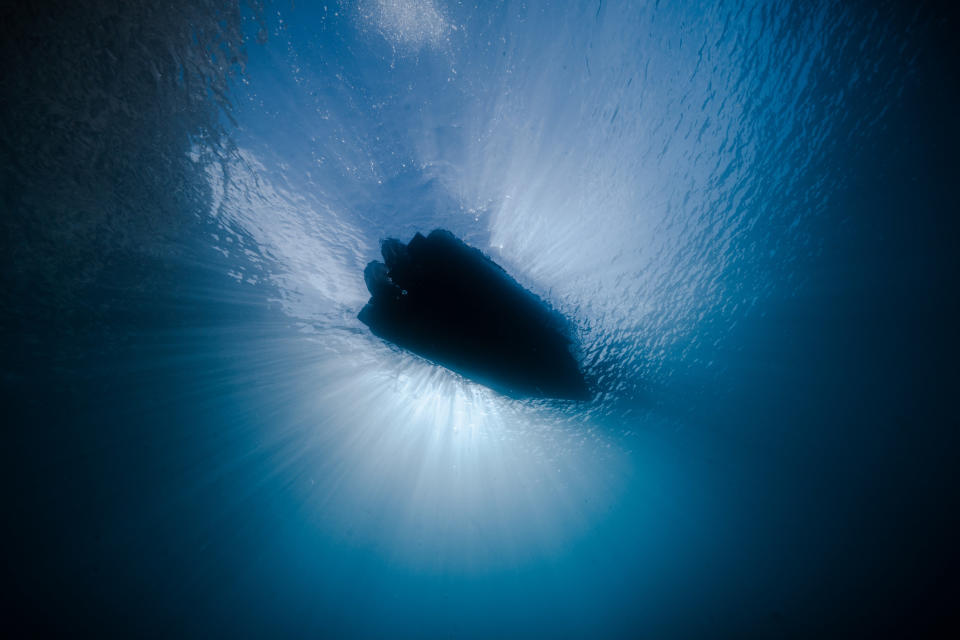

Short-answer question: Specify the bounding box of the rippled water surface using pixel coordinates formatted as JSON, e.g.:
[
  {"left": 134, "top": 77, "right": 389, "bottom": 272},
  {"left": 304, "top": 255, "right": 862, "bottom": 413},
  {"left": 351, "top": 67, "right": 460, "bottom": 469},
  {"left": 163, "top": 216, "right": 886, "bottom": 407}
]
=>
[{"left": 4, "top": 1, "right": 958, "bottom": 636}]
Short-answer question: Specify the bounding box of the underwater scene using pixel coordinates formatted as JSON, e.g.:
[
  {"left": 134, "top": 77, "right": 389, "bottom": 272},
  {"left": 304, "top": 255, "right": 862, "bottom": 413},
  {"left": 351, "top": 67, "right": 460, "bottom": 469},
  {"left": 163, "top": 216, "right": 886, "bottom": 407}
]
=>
[{"left": 4, "top": 1, "right": 958, "bottom": 637}]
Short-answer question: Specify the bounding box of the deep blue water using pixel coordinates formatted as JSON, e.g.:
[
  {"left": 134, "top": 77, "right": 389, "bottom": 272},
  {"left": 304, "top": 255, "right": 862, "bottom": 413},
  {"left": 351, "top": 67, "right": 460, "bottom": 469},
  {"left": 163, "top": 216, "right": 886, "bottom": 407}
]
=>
[{"left": 4, "top": 1, "right": 958, "bottom": 637}]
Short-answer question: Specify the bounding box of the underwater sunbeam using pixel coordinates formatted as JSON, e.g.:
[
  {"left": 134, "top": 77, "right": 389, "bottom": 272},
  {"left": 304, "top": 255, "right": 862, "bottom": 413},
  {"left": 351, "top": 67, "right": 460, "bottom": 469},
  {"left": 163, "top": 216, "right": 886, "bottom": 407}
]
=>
[{"left": 283, "top": 334, "right": 625, "bottom": 570}]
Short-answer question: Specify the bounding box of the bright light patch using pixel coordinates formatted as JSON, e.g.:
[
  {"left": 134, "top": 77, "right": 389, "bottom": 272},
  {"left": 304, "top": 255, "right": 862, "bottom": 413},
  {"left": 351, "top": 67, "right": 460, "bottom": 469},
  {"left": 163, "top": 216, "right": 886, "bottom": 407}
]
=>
[
  {"left": 359, "top": 0, "right": 451, "bottom": 51},
  {"left": 253, "top": 329, "right": 626, "bottom": 571}
]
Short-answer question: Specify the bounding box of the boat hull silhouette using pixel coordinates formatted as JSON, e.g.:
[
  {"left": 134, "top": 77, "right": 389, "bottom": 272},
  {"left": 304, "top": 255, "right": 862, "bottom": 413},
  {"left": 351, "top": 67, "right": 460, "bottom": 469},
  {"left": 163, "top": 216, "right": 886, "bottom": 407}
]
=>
[{"left": 358, "top": 229, "right": 589, "bottom": 400}]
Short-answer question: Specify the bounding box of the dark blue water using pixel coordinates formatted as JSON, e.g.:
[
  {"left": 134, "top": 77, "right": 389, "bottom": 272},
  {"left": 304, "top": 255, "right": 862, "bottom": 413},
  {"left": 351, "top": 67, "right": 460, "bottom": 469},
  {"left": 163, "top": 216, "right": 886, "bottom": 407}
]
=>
[{"left": 4, "top": 1, "right": 958, "bottom": 636}]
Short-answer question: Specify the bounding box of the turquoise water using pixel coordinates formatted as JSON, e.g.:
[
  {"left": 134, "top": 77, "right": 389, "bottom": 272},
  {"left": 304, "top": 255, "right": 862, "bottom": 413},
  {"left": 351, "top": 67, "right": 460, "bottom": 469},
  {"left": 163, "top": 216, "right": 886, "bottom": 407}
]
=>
[{"left": 4, "top": 1, "right": 957, "bottom": 636}]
